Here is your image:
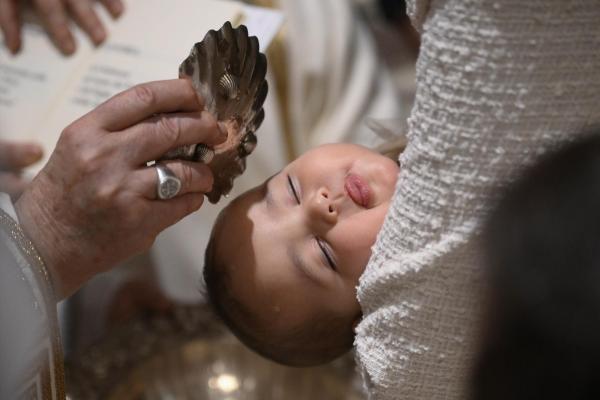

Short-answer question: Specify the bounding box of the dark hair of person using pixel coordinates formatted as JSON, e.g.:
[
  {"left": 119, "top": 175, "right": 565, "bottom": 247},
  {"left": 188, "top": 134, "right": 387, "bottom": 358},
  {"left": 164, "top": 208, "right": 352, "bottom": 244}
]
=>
[
  {"left": 202, "top": 212, "right": 355, "bottom": 367},
  {"left": 472, "top": 131, "right": 600, "bottom": 399}
]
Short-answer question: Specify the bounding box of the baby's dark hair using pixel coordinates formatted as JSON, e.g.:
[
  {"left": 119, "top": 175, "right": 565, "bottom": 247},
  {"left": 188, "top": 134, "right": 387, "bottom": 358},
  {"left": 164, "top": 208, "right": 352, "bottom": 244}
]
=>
[
  {"left": 472, "top": 130, "right": 600, "bottom": 399},
  {"left": 202, "top": 210, "right": 355, "bottom": 367}
]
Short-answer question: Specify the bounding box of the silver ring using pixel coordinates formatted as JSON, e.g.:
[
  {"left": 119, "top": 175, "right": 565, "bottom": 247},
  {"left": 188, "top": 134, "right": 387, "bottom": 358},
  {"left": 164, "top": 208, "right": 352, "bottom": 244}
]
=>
[{"left": 155, "top": 164, "right": 181, "bottom": 200}]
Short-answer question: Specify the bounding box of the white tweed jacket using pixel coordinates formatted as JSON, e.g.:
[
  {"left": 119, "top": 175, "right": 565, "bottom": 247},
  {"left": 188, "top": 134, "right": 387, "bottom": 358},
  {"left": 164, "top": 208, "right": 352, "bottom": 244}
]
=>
[{"left": 355, "top": 1, "right": 600, "bottom": 398}]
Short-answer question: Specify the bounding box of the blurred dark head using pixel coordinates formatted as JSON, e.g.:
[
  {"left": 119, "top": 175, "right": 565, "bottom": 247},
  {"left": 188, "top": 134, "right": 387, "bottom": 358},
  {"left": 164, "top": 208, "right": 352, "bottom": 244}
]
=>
[
  {"left": 377, "top": 0, "right": 407, "bottom": 23},
  {"left": 473, "top": 131, "right": 600, "bottom": 399}
]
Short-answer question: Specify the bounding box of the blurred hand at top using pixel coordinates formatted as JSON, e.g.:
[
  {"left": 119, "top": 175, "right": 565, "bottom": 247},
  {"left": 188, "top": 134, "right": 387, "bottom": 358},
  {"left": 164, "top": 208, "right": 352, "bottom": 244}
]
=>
[
  {"left": 0, "top": 0, "right": 124, "bottom": 55},
  {"left": 0, "top": 140, "right": 43, "bottom": 200}
]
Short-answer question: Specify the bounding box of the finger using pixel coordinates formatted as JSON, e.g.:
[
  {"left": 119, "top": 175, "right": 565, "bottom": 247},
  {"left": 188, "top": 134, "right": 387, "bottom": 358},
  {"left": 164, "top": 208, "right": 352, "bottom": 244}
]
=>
[
  {"left": 129, "top": 160, "right": 214, "bottom": 200},
  {"left": 123, "top": 111, "right": 225, "bottom": 164},
  {"left": 98, "top": 0, "right": 123, "bottom": 18},
  {"left": 33, "top": 0, "right": 76, "bottom": 54},
  {"left": 0, "top": 0, "right": 21, "bottom": 54},
  {"left": 92, "top": 80, "right": 205, "bottom": 132},
  {"left": 152, "top": 192, "right": 205, "bottom": 231},
  {"left": 66, "top": 0, "right": 106, "bottom": 45},
  {"left": 0, "top": 141, "right": 43, "bottom": 170},
  {"left": 0, "top": 172, "right": 27, "bottom": 199}
]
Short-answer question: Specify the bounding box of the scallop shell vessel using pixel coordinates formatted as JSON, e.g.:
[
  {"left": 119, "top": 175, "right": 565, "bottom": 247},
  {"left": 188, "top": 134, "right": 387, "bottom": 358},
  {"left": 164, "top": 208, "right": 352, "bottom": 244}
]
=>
[{"left": 164, "top": 22, "right": 268, "bottom": 203}]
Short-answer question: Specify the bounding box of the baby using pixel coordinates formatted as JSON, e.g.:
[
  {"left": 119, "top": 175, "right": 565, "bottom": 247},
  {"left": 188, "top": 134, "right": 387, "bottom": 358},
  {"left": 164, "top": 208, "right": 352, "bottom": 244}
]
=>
[{"left": 203, "top": 143, "right": 400, "bottom": 366}]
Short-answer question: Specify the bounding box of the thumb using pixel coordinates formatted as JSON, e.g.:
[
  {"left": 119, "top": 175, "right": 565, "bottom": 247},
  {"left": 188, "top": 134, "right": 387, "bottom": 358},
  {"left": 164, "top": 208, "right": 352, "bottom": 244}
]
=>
[{"left": 152, "top": 192, "right": 205, "bottom": 232}]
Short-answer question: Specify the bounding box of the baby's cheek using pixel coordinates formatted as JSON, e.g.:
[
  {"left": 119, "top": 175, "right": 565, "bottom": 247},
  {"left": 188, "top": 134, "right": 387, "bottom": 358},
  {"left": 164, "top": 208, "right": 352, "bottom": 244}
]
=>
[
  {"left": 341, "top": 210, "right": 382, "bottom": 244},
  {"left": 334, "top": 237, "right": 371, "bottom": 280}
]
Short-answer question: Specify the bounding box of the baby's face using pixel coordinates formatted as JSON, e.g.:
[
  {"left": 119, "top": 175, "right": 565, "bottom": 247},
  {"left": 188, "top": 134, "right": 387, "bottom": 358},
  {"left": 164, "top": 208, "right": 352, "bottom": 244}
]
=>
[{"left": 214, "top": 143, "right": 399, "bottom": 335}]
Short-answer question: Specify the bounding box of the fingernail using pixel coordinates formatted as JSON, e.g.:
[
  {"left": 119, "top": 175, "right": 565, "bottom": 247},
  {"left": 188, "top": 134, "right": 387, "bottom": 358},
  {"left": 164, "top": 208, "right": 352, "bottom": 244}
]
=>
[
  {"left": 63, "top": 39, "right": 75, "bottom": 54},
  {"left": 93, "top": 27, "right": 106, "bottom": 44},
  {"left": 194, "top": 193, "right": 205, "bottom": 210},
  {"left": 23, "top": 145, "right": 43, "bottom": 163},
  {"left": 17, "top": 144, "right": 43, "bottom": 165},
  {"left": 8, "top": 39, "right": 19, "bottom": 54},
  {"left": 203, "top": 172, "right": 214, "bottom": 193},
  {"left": 217, "top": 122, "right": 228, "bottom": 139},
  {"left": 112, "top": 2, "right": 124, "bottom": 17}
]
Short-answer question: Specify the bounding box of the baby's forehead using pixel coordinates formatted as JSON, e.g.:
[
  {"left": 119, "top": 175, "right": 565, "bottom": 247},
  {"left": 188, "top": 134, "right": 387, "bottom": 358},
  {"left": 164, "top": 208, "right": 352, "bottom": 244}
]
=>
[
  {"left": 227, "top": 178, "right": 269, "bottom": 212},
  {"left": 219, "top": 183, "right": 264, "bottom": 227},
  {"left": 213, "top": 185, "right": 267, "bottom": 271},
  {"left": 218, "top": 173, "right": 278, "bottom": 234}
]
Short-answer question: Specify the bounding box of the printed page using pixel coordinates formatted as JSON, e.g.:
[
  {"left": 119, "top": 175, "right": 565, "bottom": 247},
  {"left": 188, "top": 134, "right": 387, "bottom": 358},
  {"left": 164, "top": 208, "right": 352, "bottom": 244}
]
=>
[{"left": 0, "top": 22, "right": 96, "bottom": 146}]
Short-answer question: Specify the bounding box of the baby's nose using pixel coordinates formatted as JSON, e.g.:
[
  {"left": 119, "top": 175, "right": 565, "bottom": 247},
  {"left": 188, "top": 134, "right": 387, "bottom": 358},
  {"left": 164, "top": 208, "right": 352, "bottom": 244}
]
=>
[{"left": 307, "top": 187, "right": 338, "bottom": 226}]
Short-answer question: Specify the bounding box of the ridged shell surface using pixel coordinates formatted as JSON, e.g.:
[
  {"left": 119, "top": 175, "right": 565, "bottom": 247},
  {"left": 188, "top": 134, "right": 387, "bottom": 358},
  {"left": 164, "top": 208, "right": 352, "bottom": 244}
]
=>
[{"left": 163, "top": 22, "right": 268, "bottom": 203}]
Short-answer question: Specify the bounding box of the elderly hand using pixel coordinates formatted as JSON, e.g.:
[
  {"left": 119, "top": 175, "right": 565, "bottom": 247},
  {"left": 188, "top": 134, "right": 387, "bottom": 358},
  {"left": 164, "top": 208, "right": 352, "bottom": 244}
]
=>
[
  {"left": 0, "top": 140, "right": 43, "bottom": 200},
  {"left": 0, "top": 0, "right": 123, "bottom": 55},
  {"left": 15, "top": 79, "right": 225, "bottom": 299}
]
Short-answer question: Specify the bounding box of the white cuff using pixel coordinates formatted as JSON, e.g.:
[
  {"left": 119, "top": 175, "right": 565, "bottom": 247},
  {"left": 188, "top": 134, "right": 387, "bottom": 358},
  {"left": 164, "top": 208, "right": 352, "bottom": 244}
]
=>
[{"left": 0, "top": 193, "right": 18, "bottom": 222}]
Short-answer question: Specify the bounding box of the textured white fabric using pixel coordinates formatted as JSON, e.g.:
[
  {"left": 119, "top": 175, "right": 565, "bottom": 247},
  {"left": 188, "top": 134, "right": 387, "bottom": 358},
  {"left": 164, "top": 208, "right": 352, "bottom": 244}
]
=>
[{"left": 355, "top": 1, "right": 600, "bottom": 399}]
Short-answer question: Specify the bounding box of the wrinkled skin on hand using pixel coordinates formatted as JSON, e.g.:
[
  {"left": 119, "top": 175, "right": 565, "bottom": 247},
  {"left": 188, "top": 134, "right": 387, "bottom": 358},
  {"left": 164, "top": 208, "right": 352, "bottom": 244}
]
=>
[{"left": 15, "top": 79, "right": 225, "bottom": 299}]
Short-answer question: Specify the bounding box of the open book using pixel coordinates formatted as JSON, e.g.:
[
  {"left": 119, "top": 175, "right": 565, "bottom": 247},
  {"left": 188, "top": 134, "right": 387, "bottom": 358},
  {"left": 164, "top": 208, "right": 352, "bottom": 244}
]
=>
[{"left": 0, "top": 0, "right": 282, "bottom": 172}]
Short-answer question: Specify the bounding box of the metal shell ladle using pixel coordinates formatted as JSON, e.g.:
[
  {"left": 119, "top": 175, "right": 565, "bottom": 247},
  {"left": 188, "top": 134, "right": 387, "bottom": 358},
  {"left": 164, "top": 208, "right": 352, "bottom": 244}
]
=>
[{"left": 162, "top": 22, "right": 268, "bottom": 203}]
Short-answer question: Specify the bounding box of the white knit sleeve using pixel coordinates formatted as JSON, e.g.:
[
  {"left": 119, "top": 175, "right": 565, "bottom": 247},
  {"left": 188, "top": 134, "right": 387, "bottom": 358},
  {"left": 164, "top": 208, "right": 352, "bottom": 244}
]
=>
[{"left": 355, "top": 1, "right": 600, "bottom": 399}]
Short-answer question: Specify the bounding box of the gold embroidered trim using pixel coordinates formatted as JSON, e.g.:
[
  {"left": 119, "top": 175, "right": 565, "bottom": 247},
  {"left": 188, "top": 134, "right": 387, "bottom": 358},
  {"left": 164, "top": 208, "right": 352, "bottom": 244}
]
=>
[{"left": 0, "top": 209, "right": 66, "bottom": 400}]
